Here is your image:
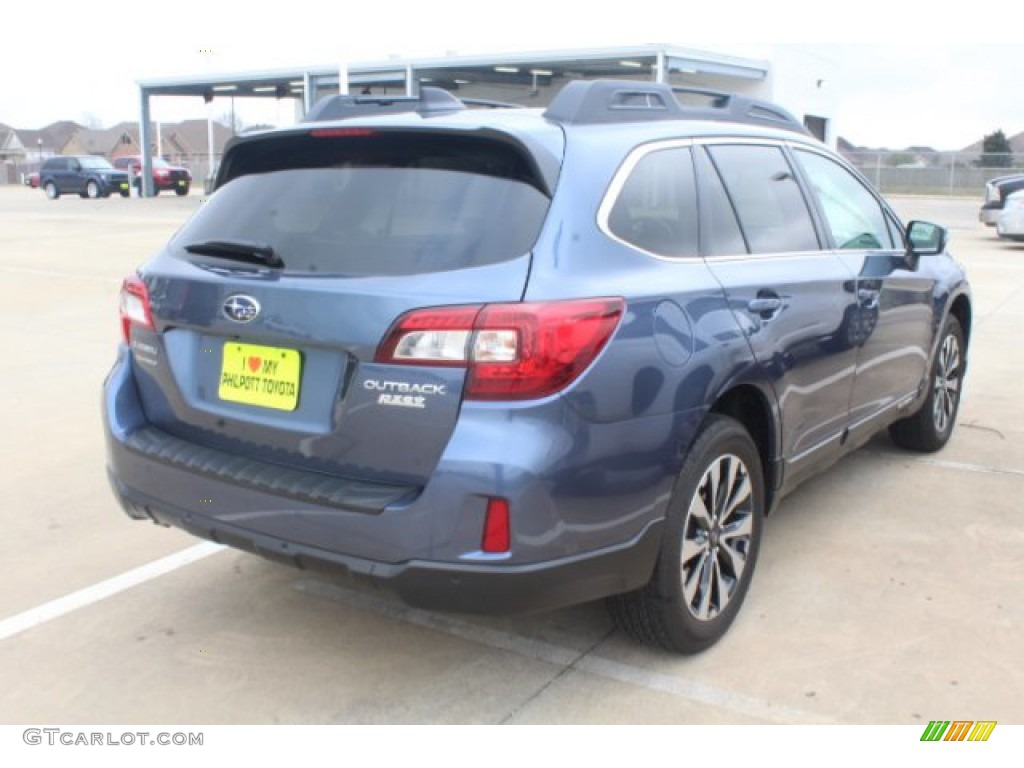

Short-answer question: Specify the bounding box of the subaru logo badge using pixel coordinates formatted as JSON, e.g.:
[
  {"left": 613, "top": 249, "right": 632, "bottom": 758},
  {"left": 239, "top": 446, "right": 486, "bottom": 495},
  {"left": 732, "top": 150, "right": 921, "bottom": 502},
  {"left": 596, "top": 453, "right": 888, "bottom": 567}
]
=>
[{"left": 222, "top": 294, "right": 260, "bottom": 323}]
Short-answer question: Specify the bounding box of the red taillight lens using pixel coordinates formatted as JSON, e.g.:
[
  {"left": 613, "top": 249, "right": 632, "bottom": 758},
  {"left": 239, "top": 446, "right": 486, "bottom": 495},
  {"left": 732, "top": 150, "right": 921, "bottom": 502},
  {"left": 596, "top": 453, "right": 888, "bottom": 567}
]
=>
[
  {"left": 375, "top": 298, "right": 623, "bottom": 400},
  {"left": 119, "top": 275, "right": 153, "bottom": 343},
  {"left": 467, "top": 299, "right": 624, "bottom": 400},
  {"left": 482, "top": 497, "right": 511, "bottom": 553}
]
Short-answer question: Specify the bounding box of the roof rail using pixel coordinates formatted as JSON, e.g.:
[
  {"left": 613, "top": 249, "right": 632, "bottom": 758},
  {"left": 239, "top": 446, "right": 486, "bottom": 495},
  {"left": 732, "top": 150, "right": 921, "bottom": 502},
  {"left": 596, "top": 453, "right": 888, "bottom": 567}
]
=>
[
  {"left": 460, "top": 97, "right": 521, "bottom": 110},
  {"left": 543, "top": 80, "right": 809, "bottom": 135},
  {"left": 302, "top": 87, "right": 466, "bottom": 122}
]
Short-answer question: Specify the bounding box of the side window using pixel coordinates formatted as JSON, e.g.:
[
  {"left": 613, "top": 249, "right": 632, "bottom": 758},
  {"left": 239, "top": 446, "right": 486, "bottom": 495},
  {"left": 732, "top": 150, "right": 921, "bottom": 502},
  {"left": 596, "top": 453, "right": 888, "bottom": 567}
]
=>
[
  {"left": 694, "top": 147, "right": 747, "bottom": 257},
  {"left": 794, "top": 149, "right": 894, "bottom": 250},
  {"left": 607, "top": 146, "right": 698, "bottom": 258},
  {"left": 706, "top": 145, "right": 820, "bottom": 254}
]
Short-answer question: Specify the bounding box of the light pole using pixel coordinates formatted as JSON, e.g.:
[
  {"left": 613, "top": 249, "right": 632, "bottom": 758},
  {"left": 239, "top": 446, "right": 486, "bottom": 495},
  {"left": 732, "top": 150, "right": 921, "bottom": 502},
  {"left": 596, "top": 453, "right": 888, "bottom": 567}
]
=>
[{"left": 37, "top": 138, "right": 42, "bottom": 163}]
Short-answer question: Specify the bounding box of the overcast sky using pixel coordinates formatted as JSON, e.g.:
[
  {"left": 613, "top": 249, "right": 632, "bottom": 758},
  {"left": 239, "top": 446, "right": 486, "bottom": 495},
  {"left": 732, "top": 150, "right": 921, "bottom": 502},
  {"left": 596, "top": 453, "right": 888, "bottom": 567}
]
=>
[{"left": 2, "top": 1, "right": 1020, "bottom": 150}]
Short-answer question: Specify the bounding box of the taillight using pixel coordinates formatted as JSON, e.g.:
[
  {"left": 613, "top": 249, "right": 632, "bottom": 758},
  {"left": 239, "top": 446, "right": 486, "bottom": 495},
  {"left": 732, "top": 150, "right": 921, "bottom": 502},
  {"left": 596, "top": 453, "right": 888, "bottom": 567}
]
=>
[
  {"left": 375, "top": 298, "right": 624, "bottom": 400},
  {"left": 119, "top": 275, "right": 153, "bottom": 343},
  {"left": 375, "top": 305, "right": 481, "bottom": 366}
]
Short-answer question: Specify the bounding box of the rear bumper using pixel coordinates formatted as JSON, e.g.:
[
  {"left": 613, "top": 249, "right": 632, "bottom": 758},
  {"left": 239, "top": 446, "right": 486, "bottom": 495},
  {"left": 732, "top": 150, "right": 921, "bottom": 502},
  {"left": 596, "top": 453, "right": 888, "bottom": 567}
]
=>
[
  {"left": 979, "top": 205, "right": 1002, "bottom": 225},
  {"left": 154, "top": 176, "right": 190, "bottom": 190},
  {"left": 98, "top": 177, "right": 130, "bottom": 194},
  {"left": 996, "top": 209, "right": 1024, "bottom": 239},
  {"left": 103, "top": 346, "right": 676, "bottom": 614},
  {"left": 108, "top": 472, "right": 662, "bottom": 614}
]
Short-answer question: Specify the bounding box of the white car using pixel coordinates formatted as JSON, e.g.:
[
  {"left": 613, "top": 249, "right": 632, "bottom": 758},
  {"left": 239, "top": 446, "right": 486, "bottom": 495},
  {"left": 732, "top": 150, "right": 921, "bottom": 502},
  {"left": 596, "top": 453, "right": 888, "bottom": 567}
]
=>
[{"left": 996, "top": 190, "right": 1024, "bottom": 241}]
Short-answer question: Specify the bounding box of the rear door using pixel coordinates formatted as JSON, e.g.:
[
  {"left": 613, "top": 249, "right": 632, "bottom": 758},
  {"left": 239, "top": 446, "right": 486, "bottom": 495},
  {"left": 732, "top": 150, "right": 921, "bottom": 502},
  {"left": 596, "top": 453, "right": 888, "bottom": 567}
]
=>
[
  {"left": 696, "top": 142, "right": 861, "bottom": 487},
  {"left": 129, "top": 128, "right": 556, "bottom": 487}
]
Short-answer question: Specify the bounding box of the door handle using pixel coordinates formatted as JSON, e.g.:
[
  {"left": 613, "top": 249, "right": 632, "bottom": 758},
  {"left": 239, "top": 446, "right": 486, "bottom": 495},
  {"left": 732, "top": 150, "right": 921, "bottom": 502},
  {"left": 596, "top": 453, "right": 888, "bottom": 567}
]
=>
[{"left": 748, "top": 296, "right": 783, "bottom": 318}]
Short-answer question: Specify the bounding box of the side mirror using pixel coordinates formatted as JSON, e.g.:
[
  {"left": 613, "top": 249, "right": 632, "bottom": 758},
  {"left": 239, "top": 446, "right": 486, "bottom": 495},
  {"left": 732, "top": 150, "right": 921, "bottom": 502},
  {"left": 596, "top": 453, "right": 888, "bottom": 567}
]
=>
[{"left": 906, "top": 220, "right": 947, "bottom": 256}]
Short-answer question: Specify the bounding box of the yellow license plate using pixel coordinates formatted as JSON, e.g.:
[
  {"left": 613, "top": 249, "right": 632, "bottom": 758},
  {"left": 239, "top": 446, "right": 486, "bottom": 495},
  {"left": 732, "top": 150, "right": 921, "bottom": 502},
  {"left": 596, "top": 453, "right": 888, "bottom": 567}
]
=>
[
  {"left": 219, "top": 342, "right": 301, "bottom": 411},
  {"left": 178, "top": 180, "right": 186, "bottom": 186},
  {"left": 120, "top": 183, "right": 129, "bottom": 190}
]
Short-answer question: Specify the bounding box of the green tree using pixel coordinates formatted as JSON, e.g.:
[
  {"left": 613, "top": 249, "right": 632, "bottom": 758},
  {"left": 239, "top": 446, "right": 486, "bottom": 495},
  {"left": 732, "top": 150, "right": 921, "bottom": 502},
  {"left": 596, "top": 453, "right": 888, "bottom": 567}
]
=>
[{"left": 977, "top": 129, "right": 1013, "bottom": 168}]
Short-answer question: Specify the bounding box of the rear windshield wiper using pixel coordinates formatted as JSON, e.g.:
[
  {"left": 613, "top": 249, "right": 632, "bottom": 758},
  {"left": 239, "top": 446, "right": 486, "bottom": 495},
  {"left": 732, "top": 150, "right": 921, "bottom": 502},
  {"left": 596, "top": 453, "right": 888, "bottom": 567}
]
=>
[{"left": 183, "top": 239, "right": 284, "bottom": 268}]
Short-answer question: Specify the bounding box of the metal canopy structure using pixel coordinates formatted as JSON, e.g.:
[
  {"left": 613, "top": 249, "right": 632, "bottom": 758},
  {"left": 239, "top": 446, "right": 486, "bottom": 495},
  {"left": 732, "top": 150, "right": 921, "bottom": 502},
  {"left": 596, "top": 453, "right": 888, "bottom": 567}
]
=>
[{"left": 136, "top": 45, "right": 768, "bottom": 195}]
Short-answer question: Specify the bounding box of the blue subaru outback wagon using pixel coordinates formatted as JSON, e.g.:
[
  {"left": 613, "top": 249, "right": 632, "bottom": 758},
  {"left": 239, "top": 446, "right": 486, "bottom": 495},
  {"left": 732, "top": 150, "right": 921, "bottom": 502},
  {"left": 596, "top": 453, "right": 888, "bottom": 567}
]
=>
[{"left": 104, "top": 81, "right": 971, "bottom": 653}]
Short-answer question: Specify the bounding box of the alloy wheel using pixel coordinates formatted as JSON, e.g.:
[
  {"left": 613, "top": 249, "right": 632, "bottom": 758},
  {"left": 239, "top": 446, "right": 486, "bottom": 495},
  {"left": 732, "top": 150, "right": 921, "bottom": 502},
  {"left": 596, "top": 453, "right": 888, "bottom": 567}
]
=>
[
  {"left": 680, "top": 453, "right": 754, "bottom": 621},
  {"left": 932, "top": 332, "right": 961, "bottom": 434}
]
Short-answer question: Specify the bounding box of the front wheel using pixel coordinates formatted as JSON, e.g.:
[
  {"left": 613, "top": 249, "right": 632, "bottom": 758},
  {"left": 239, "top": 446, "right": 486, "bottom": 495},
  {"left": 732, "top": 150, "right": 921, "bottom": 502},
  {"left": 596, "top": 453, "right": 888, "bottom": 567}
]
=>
[
  {"left": 44, "top": 181, "right": 59, "bottom": 199},
  {"left": 174, "top": 185, "right": 190, "bottom": 196},
  {"left": 608, "top": 415, "right": 764, "bottom": 654},
  {"left": 889, "top": 315, "right": 965, "bottom": 452}
]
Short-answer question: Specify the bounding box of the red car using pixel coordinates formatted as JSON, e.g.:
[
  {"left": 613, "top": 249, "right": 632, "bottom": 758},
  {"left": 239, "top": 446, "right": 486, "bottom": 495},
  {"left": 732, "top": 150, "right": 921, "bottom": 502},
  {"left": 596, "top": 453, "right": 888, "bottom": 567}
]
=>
[
  {"left": 112, "top": 156, "right": 191, "bottom": 196},
  {"left": 24, "top": 171, "right": 39, "bottom": 189}
]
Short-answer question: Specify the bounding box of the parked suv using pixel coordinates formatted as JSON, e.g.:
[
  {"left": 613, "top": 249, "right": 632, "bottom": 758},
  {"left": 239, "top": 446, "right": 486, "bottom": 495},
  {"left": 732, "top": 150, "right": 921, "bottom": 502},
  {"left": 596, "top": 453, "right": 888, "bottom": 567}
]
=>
[
  {"left": 103, "top": 81, "right": 971, "bottom": 653},
  {"left": 979, "top": 173, "right": 1024, "bottom": 226},
  {"left": 39, "top": 155, "right": 130, "bottom": 199},
  {"left": 113, "top": 156, "right": 192, "bottom": 196}
]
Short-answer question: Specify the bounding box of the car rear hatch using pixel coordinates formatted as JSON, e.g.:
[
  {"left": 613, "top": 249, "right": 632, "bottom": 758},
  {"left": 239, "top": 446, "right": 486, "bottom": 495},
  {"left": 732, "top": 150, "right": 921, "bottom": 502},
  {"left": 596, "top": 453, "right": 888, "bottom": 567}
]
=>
[{"left": 125, "top": 125, "right": 559, "bottom": 494}]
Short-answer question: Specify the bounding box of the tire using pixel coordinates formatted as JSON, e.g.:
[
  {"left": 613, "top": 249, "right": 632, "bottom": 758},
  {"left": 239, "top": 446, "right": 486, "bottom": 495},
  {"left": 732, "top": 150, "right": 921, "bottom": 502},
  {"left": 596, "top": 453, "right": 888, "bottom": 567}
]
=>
[
  {"left": 85, "top": 180, "right": 101, "bottom": 199},
  {"left": 608, "top": 415, "right": 765, "bottom": 654},
  {"left": 44, "top": 181, "right": 59, "bottom": 200},
  {"left": 889, "top": 315, "right": 965, "bottom": 452},
  {"left": 120, "top": 189, "right": 130, "bottom": 198},
  {"left": 175, "top": 185, "right": 190, "bottom": 196}
]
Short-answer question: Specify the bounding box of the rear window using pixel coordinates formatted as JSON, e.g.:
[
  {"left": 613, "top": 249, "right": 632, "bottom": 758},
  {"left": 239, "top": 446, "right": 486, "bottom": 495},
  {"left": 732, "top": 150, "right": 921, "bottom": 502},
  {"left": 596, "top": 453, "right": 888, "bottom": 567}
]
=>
[{"left": 172, "top": 132, "right": 551, "bottom": 276}]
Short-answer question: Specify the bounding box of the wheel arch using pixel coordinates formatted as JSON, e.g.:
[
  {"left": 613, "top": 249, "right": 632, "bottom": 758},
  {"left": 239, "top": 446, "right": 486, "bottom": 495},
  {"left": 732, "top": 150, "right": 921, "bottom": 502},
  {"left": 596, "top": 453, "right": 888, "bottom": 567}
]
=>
[
  {"left": 949, "top": 292, "right": 972, "bottom": 348},
  {"left": 708, "top": 383, "right": 780, "bottom": 515}
]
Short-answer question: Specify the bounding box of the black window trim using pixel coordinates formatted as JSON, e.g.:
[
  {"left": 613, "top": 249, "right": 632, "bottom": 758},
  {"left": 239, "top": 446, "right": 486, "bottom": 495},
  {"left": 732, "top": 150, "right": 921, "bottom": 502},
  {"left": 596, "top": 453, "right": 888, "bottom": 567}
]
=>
[{"left": 599, "top": 135, "right": 907, "bottom": 263}]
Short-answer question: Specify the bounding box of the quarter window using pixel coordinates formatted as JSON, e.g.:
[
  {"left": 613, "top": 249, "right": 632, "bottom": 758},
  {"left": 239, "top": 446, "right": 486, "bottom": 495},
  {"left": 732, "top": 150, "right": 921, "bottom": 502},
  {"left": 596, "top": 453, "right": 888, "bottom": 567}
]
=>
[
  {"left": 607, "top": 147, "right": 699, "bottom": 258},
  {"left": 706, "top": 145, "right": 820, "bottom": 254},
  {"left": 794, "top": 149, "right": 894, "bottom": 250}
]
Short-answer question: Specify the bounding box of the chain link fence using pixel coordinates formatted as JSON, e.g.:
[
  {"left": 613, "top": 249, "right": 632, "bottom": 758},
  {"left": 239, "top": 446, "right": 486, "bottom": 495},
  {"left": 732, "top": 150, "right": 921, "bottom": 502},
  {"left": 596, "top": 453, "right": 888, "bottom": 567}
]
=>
[{"left": 842, "top": 151, "right": 1023, "bottom": 197}]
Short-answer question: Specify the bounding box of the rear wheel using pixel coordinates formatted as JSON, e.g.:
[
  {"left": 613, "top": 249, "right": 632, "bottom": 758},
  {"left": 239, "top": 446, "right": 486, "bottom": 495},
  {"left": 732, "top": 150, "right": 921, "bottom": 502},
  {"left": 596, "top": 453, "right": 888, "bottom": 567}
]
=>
[
  {"left": 44, "top": 181, "right": 59, "bottom": 199},
  {"left": 889, "top": 315, "right": 965, "bottom": 452},
  {"left": 175, "top": 185, "right": 190, "bottom": 196},
  {"left": 608, "top": 415, "right": 764, "bottom": 654}
]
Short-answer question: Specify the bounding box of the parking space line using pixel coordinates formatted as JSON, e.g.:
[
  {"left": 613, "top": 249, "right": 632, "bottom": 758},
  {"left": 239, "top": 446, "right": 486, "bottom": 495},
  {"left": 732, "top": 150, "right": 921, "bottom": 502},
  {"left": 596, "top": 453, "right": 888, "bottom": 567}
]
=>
[
  {"left": 868, "top": 451, "right": 1024, "bottom": 479},
  {"left": 294, "top": 578, "right": 834, "bottom": 724},
  {"left": 0, "top": 542, "right": 224, "bottom": 642}
]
